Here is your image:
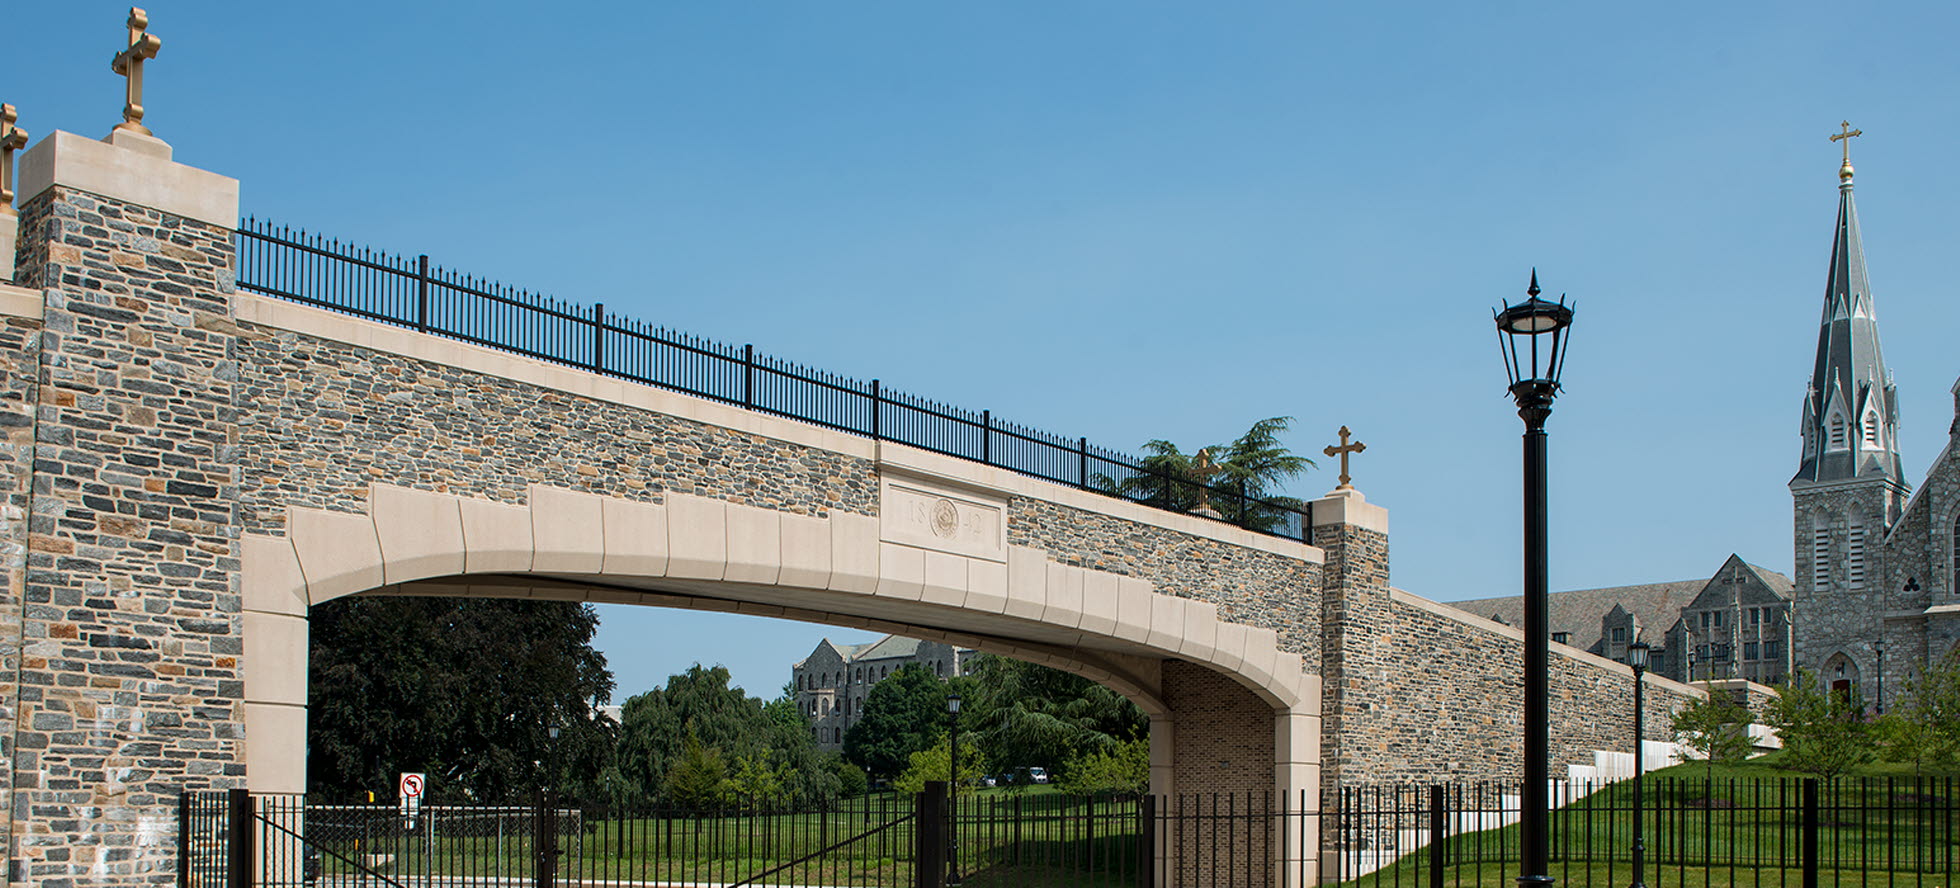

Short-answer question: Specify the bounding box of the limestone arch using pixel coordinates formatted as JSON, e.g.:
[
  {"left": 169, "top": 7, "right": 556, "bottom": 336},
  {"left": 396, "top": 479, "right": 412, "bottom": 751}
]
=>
[{"left": 242, "top": 482, "right": 1320, "bottom": 801}]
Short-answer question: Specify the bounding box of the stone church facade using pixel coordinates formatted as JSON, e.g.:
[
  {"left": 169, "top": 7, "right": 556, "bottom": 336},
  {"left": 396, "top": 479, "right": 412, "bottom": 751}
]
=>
[{"left": 1789, "top": 150, "right": 1960, "bottom": 706}]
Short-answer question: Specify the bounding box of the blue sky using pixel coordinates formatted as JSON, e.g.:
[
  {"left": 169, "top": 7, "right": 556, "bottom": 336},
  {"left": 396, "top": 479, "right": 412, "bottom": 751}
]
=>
[{"left": 9, "top": 2, "right": 1960, "bottom": 701}]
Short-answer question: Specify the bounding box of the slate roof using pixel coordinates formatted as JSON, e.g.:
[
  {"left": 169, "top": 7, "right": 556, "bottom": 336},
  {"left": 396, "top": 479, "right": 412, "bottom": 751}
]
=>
[
  {"left": 1793, "top": 169, "right": 1905, "bottom": 485},
  {"left": 792, "top": 635, "right": 925, "bottom": 669},
  {"left": 1448, "top": 579, "right": 1708, "bottom": 651}
]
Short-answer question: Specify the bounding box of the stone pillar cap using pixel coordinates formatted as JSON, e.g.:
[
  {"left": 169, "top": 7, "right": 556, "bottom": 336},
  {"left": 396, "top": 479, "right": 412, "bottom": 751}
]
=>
[
  {"left": 1310, "top": 486, "right": 1388, "bottom": 534},
  {"left": 17, "top": 130, "right": 236, "bottom": 227}
]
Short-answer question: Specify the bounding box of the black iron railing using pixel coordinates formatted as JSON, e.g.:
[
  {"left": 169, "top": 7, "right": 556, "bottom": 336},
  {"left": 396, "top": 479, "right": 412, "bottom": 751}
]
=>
[
  {"left": 233, "top": 219, "right": 1313, "bottom": 542},
  {"left": 182, "top": 779, "right": 1960, "bottom": 888}
]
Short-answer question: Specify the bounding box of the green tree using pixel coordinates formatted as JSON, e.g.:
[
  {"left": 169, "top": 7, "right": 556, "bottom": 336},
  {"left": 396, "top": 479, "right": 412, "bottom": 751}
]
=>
[
  {"left": 1766, "top": 668, "right": 1873, "bottom": 781},
  {"left": 833, "top": 759, "right": 869, "bottom": 798},
  {"left": 1878, "top": 656, "right": 1960, "bottom": 774},
  {"left": 722, "top": 749, "right": 794, "bottom": 810},
  {"left": 616, "top": 665, "right": 835, "bottom": 806},
  {"left": 893, "top": 734, "right": 984, "bottom": 795},
  {"left": 844, "top": 664, "right": 952, "bottom": 779},
  {"left": 1670, "top": 691, "right": 1755, "bottom": 778},
  {"left": 961, "top": 654, "right": 1146, "bottom": 778},
  {"left": 664, "top": 727, "right": 729, "bottom": 811},
  {"left": 1094, "top": 417, "right": 1313, "bottom": 531},
  {"left": 307, "top": 597, "right": 615, "bottom": 803},
  {"left": 1056, "top": 737, "right": 1149, "bottom": 797}
]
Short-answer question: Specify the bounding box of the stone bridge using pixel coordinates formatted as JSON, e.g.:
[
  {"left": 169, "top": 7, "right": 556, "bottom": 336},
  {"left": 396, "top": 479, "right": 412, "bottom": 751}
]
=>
[{"left": 0, "top": 127, "right": 1704, "bottom": 885}]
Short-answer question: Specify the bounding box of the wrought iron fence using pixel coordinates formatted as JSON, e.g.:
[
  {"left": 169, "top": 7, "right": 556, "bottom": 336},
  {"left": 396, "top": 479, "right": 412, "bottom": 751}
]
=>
[
  {"left": 1319, "top": 777, "right": 1960, "bottom": 888},
  {"left": 184, "top": 778, "right": 1958, "bottom": 887},
  {"left": 233, "top": 219, "right": 1313, "bottom": 542}
]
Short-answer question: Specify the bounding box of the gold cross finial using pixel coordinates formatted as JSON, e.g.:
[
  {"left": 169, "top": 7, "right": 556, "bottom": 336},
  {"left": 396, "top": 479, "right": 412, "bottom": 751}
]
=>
[
  {"left": 1322, "top": 426, "right": 1366, "bottom": 491},
  {"left": 0, "top": 104, "right": 26, "bottom": 218},
  {"left": 1829, "top": 120, "right": 1861, "bottom": 181},
  {"left": 1191, "top": 448, "right": 1223, "bottom": 515},
  {"left": 111, "top": 7, "right": 162, "bottom": 136}
]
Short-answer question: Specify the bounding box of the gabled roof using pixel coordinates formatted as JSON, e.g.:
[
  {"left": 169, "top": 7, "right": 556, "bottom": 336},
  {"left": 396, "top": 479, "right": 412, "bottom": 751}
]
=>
[
  {"left": 1449, "top": 578, "right": 1705, "bottom": 651},
  {"left": 1683, "top": 555, "right": 1794, "bottom": 610}
]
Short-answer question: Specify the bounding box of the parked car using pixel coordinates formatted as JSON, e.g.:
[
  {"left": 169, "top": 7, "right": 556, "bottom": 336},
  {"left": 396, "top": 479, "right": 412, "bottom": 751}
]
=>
[{"left": 1025, "top": 767, "right": 1050, "bottom": 785}]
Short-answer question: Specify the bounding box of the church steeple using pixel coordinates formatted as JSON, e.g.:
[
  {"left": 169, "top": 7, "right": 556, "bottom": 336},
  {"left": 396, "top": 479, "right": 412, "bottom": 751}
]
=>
[{"left": 1793, "top": 123, "right": 1905, "bottom": 487}]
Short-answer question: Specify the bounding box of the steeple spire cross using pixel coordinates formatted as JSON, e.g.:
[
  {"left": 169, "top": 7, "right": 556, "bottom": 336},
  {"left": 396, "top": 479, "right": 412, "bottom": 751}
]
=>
[
  {"left": 0, "top": 105, "right": 26, "bottom": 217},
  {"left": 1323, "top": 425, "right": 1367, "bottom": 491},
  {"left": 110, "top": 7, "right": 162, "bottom": 136},
  {"left": 1830, "top": 120, "right": 1862, "bottom": 179}
]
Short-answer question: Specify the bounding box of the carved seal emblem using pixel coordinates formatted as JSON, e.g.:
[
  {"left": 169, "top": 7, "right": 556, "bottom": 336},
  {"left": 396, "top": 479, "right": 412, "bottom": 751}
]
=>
[{"left": 930, "top": 498, "right": 959, "bottom": 538}]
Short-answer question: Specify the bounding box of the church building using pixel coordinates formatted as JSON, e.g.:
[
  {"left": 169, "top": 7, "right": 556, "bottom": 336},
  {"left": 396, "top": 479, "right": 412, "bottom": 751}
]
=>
[{"left": 1789, "top": 129, "right": 1960, "bottom": 707}]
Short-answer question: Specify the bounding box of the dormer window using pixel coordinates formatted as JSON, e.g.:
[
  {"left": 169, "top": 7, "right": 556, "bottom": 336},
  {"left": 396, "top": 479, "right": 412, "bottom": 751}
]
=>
[
  {"left": 1864, "top": 411, "right": 1881, "bottom": 447},
  {"left": 1829, "top": 416, "right": 1848, "bottom": 451}
]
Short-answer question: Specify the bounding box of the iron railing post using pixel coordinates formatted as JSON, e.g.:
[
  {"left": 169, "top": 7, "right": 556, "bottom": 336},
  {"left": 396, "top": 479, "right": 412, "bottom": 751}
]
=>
[
  {"left": 1430, "top": 784, "right": 1446, "bottom": 888},
  {"left": 591, "top": 303, "right": 606, "bottom": 373},
  {"left": 916, "top": 783, "right": 947, "bottom": 888},
  {"left": 225, "top": 788, "right": 252, "bottom": 888},
  {"left": 981, "top": 410, "right": 990, "bottom": 465},
  {"left": 416, "top": 254, "right": 430, "bottom": 331},
  {"left": 1802, "top": 779, "right": 1819, "bottom": 888},
  {"left": 744, "top": 344, "right": 755, "bottom": 408},
  {"left": 178, "top": 791, "right": 192, "bottom": 888},
  {"left": 536, "top": 790, "right": 560, "bottom": 888},
  {"left": 870, "top": 379, "right": 882, "bottom": 440},
  {"left": 1139, "top": 794, "right": 1156, "bottom": 888},
  {"left": 1079, "top": 437, "right": 1090, "bottom": 489}
]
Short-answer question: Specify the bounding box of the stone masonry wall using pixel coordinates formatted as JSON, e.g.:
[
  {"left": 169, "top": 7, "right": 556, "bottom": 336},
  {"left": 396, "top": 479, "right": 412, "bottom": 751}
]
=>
[
  {"left": 0, "top": 309, "right": 41, "bottom": 863},
  {"left": 1331, "top": 590, "right": 1694, "bottom": 785},
  {"left": 1313, "top": 513, "right": 1698, "bottom": 786},
  {"left": 1010, "top": 498, "right": 1322, "bottom": 670},
  {"left": 9, "top": 186, "right": 244, "bottom": 886},
  {"left": 231, "top": 325, "right": 881, "bottom": 535}
]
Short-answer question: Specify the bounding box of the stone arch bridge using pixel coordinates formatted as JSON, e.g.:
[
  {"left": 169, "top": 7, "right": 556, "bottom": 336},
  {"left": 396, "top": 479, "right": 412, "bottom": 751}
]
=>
[{"left": 0, "top": 128, "right": 1699, "bottom": 885}]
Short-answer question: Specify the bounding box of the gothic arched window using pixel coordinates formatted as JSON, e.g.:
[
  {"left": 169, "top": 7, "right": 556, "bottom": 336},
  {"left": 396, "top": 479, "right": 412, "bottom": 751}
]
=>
[
  {"left": 1829, "top": 416, "right": 1848, "bottom": 450},
  {"left": 1864, "top": 411, "right": 1881, "bottom": 447}
]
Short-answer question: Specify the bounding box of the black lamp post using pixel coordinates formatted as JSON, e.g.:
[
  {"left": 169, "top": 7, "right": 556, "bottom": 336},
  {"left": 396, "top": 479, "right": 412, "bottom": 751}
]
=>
[
  {"left": 946, "top": 693, "right": 962, "bottom": 887},
  {"left": 1494, "top": 269, "right": 1574, "bottom": 888},
  {"left": 1627, "top": 641, "right": 1650, "bottom": 888}
]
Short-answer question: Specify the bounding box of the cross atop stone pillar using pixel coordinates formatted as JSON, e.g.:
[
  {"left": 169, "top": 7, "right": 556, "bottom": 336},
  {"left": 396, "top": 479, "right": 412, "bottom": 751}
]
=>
[{"left": 107, "top": 7, "right": 172, "bottom": 159}]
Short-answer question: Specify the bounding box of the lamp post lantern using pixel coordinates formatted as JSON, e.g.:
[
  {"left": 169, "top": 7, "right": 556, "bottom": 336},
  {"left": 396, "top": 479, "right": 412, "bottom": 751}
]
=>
[
  {"left": 1627, "top": 641, "right": 1651, "bottom": 888},
  {"left": 946, "top": 693, "right": 962, "bottom": 887},
  {"left": 1494, "top": 269, "right": 1574, "bottom": 888}
]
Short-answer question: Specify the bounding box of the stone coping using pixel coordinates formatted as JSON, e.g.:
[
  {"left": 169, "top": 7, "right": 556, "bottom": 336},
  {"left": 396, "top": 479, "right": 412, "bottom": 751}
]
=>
[
  {"left": 0, "top": 283, "right": 41, "bottom": 320},
  {"left": 17, "top": 130, "right": 240, "bottom": 228},
  {"left": 1392, "top": 587, "right": 1705, "bottom": 698},
  {"left": 236, "top": 291, "right": 1328, "bottom": 564}
]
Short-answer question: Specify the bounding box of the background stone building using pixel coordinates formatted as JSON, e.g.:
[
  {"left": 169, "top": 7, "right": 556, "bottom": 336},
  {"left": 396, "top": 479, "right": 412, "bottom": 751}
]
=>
[
  {"left": 793, "top": 636, "right": 968, "bottom": 750},
  {"left": 1451, "top": 554, "right": 1793, "bottom": 684}
]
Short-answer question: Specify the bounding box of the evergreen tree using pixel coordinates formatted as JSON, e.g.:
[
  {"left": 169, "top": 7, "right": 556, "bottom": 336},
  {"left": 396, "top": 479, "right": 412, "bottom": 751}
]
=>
[
  {"left": 1095, "top": 416, "right": 1313, "bottom": 530},
  {"left": 962, "top": 654, "right": 1146, "bottom": 778},
  {"left": 664, "top": 727, "right": 728, "bottom": 811}
]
